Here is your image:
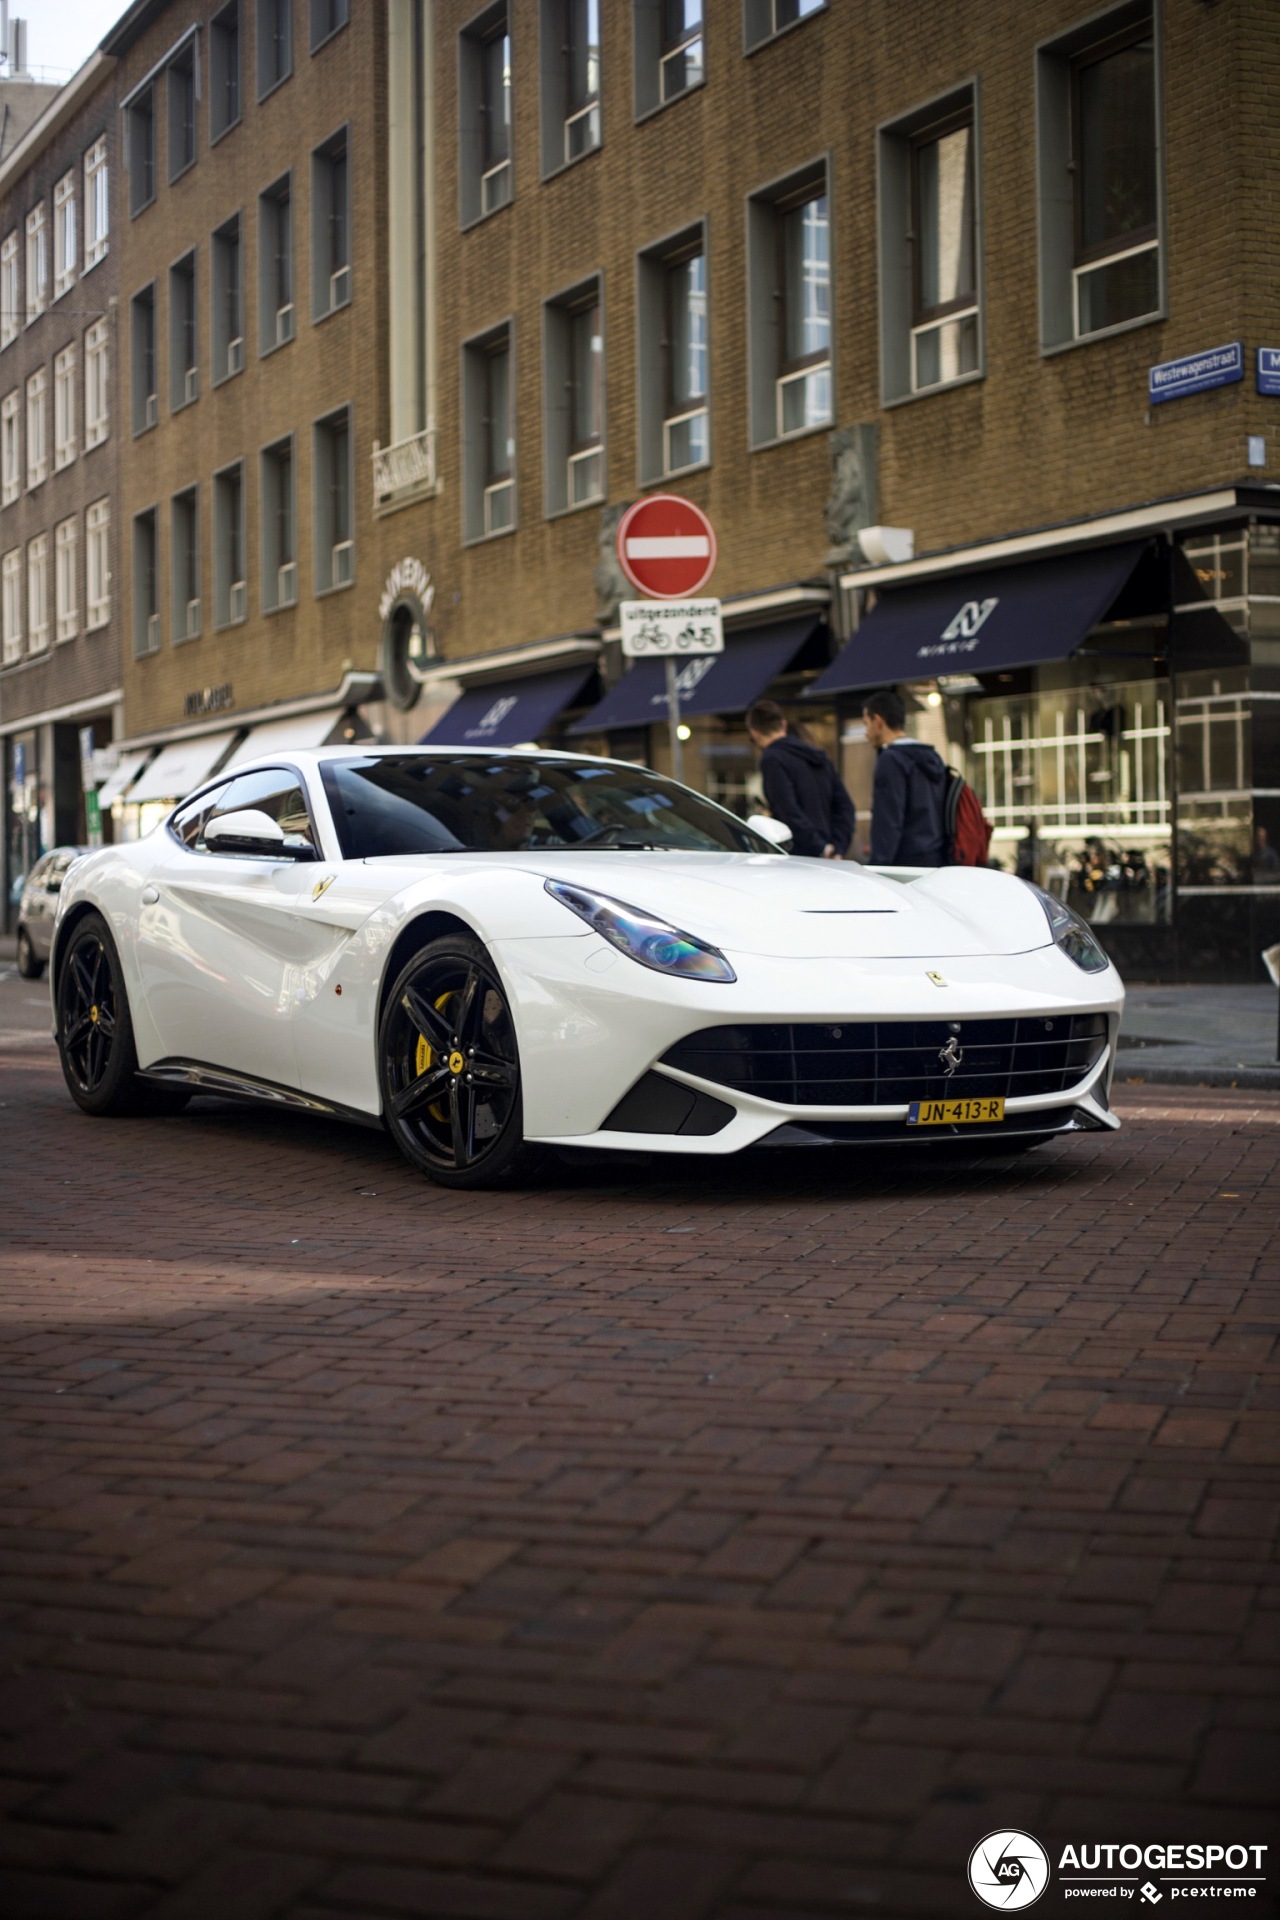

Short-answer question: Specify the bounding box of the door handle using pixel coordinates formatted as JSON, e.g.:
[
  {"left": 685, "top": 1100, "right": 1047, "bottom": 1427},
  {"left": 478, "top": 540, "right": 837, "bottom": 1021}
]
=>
[{"left": 141, "top": 885, "right": 160, "bottom": 905}]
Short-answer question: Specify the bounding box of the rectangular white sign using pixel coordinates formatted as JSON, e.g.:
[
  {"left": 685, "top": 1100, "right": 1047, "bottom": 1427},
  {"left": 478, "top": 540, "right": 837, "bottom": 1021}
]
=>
[{"left": 619, "top": 599, "right": 724, "bottom": 658}]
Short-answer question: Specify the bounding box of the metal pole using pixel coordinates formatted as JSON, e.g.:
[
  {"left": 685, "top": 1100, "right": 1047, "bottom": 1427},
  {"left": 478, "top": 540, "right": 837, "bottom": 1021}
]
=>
[{"left": 665, "top": 656, "right": 682, "bottom": 785}]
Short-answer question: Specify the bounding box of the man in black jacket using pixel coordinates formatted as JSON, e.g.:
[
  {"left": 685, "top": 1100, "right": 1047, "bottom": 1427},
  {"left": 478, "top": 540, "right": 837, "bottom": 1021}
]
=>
[
  {"left": 862, "top": 688, "right": 948, "bottom": 865},
  {"left": 746, "top": 701, "right": 856, "bottom": 859}
]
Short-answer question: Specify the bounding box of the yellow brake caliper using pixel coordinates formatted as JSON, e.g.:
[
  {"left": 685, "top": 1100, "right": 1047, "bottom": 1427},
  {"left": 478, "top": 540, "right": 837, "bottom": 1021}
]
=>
[{"left": 416, "top": 989, "right": 457, "bottom": 1120}]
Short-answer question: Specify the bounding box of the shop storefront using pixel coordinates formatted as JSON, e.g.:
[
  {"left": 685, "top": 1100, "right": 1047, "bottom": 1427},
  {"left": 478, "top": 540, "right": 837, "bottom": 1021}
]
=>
[{"left": 2, "top": 703, "right": 120, "bottom": 934}]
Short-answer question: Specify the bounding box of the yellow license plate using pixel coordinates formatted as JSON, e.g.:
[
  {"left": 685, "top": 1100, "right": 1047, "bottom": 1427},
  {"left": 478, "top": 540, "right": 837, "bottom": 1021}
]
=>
[{"left": 906, "top": 1098, "right": 1005, "bottom": 1126}]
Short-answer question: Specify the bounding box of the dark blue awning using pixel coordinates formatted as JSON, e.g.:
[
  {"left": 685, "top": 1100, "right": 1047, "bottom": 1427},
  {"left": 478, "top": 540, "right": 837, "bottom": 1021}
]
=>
[
  {"left": 421, "top": 665, "right": 595, "bottom": 747},
  {"left": 809, "top": 542, "right": 1147, "bottom": 695},
  {"left": 569, "top": 617, "right": 822, "bottom": 734}
]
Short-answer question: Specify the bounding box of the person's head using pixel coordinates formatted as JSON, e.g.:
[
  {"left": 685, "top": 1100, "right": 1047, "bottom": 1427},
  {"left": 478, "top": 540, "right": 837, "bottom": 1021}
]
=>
[
  {"left": 861, "top": 688, "right": 905, "bottom": 749},
  {"left": 490, "top": 789, "right": 537, "bottom": 849},
  {"left": 746, "top": 700, "right": 787, "bottom": 748}
]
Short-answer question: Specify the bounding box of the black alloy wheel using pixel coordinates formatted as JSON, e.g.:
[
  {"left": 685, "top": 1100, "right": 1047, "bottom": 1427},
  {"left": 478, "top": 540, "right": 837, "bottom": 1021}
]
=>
[
  {"left": 56, "top": 912, "right": 138, "bottom": 1114},
  {"left": 379, "top": 934, "right": 532, "bottom": 1188},
  {"left": 16, "top": 927, "right": 43, "bottom": 979}
]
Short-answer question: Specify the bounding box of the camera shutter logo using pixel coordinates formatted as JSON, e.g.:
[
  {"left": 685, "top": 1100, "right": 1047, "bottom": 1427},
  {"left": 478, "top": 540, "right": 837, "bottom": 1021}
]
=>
[{"left": 968, "top": 1831, "right": 1050, "bottom": 1910}]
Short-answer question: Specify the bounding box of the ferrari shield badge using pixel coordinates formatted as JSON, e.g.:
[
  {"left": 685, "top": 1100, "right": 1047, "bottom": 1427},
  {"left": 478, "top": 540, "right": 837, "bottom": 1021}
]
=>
[
  {"left": 312, "top": 874, "right": 336, "bottom": 900},
  {"left": 927, "top": 970, "right": 947, "bottom": 987}
]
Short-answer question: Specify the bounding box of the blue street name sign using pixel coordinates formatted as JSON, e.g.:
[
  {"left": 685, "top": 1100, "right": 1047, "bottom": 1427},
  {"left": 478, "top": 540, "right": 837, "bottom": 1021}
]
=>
[
  {"left": 1148, "top": 341, "right": 1243, "bottom": 405},
  {"left": 1259, "top": 348, "right": 1280, "bottom": 397}
]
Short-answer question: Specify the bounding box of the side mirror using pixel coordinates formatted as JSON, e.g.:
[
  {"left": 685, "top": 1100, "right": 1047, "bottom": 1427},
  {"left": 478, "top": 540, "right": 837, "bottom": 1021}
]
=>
[
  {"left": 747, "top": 813, "right": 794, "bottom": 852},
  {"left": 205, "top": 808, "right": 293, "bottom": 857}
]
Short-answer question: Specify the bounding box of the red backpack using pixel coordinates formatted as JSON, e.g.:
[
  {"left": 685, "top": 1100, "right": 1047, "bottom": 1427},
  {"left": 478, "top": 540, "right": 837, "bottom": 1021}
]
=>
[{"left": 943, "top": 768, "right": 993, "bottom": 866}]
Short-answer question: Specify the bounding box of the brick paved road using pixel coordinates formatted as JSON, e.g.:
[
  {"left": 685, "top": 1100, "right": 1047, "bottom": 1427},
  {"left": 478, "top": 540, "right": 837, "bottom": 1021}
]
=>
[{"left": 1, "top": 1039, "right": 1277, "bottom": 1919}]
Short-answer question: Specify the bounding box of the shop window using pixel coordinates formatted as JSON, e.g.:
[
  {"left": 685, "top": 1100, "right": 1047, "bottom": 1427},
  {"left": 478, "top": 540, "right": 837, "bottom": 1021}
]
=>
[
  {"left": 133, "top": 509, "right": 159, "bottom": 655},
  {"left": 311, "top": 130, "right": 350, "bottom": 319},
  {"left": 169, "top": 252, "right": 198, "bottom": 409},
  {"left": 539, "top": 0, "right": 600, "bottom": 176},
  {"left": 637, "top": 223, "right": 709, "bottom": 484},
  {"left": 84, "top": 138, "right": 109, "bottom": 266},
  {"left": 54, "top": 344, "right": 77, "bottom": 470},
  {"left": 1036, "top": 1, "right": 1162, "bottom": 350},
  {"left": 25, "top": 203, "right": 48, "bottom": 322},
  {"left": 261, "top": 436, "right": 296, "bottom": 610},
  {"left": 543, "top": 278, "right": 603, "bottom": 514},
  {"left": 25, "top": 368, "right": 46, "bottom": 489},
  {"left": 462, "top": 321, "right": 515, "bottom": 540},
  {"left": 1, "top": 233, "right": 17, "bottom": 349},
  {"left": 212, "top": 214, "right": 243, "bottom": 383},
  {"left": 634, "top": 0, "right": 703, "bottom": 118},
  {"left": 127, "top": 86, "right": 155, "bottom": 215},
  {"left": 84, "top": 319, "right": 109, "bottom": 448},
  {"left": 258, "top": 175, "right": 294, "bottom": 351},
  {"left": 26, "top": 533, "right": 48, "bottom": 653},
  {"left": 169, "top": 43, "right": 197, "bottom": 180},
  {"left": 2, "top": 548, "right": 20, "bottom": 664},
  {"left": 86, "top": 499, "right": 110, "bottom": 629},
  {"left": 257, "top": 0, "right": 292, "bottom": 99},
  {"left": 214, "top": 462, "right": 246, "bottom": 627},
  {"left": 460, "top": 5, "right": 512, "bottom": 226},
  {"left": 744, "top": 0, "right": 824, "bottom": 54},
  {"left": 879, "top": 85, "right": 981, "bottom": 403},
  {"left": 311, "top": 0, "right": 349, "bottom": 52},
  {"left": 210, "top": 2, "right": 241, "bottom": 142},
  {"left": 131, "top": 283, "right": 158, "bottom": 433},
  {"left": 54, "top": 173, "right": 77, "bottom": 300},
  {"left": 1, "top": 390, "right": 18, "bottom": 505},
  {"left": 55, "top": 517, "right": 78, "bottom": 642},
  {"left": 313, "top": 408, "right": 353, "bottom": 593},
  {"left": 746, "top": 161, "right": 831, "bottom": 446},
  {"left": 171, "top": 486, "right": 200, "bottom": 642}
]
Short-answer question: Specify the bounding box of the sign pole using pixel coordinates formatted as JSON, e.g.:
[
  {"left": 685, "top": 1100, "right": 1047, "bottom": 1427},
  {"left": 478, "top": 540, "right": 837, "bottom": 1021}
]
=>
[{"left": 665, "top": 658, "right": 682, "bottom": 785}]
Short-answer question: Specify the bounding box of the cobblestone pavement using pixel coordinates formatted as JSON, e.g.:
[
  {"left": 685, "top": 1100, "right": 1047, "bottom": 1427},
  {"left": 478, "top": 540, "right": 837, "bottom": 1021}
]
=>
[{"left": 1, "top": 1041, "right": 1277, "bottom": 1920}]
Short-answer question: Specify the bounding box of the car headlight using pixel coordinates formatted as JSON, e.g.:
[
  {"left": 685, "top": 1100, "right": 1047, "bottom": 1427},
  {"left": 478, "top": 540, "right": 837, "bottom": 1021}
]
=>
[
  {"left": 1025, "top": 882, "right": 1111, "bottom": 973},
  {"left": 545, "top": 878, "right": 736, "bottom": 982}
]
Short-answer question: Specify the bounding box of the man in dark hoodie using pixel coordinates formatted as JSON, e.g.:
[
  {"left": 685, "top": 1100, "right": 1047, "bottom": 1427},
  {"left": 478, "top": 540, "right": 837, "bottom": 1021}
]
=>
[
  {"left": 862, "top": 688, "right": 949, "bottom": 865},
  {"left": 746, "top": 701, "right": 856, "bottom": 859}
]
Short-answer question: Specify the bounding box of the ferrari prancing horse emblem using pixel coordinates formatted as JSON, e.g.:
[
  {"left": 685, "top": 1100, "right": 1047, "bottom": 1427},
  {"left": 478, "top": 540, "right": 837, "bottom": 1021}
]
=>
[
  {"left": 938, "top": 1036, "right": 964, "bottom": 1078},
  {"left": 312, "top": 874, "right": 336, "bottom": 900}
]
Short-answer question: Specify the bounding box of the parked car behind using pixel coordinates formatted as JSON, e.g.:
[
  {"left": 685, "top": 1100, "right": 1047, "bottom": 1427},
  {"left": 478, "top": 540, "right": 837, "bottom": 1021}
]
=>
[{"left": 16, "top": 848, "right": 89, "bottom": 979}]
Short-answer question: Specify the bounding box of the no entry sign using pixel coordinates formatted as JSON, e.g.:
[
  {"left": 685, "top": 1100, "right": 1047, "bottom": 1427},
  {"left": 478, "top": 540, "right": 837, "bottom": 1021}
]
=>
[{"left": 616, "top": 494, "right": 717, "bottom": 599}]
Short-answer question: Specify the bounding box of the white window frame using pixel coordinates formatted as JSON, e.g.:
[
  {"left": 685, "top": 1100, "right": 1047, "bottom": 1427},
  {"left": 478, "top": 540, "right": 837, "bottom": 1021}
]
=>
[
  {"left": 0, "top": 233, "right": 16, "bottom": 349},
  {"left": 54, "top": 344, "right": 77, "bottom": 470},
  {"left": 86, "top": 498, "right": 110, "bottom": 628},
  {"left": 85, "top": 320, "right": 109, "bottom": 447},
  {"left": 27, "top": 533, "right": 49, "bottom": 653},
  {"left": 55, "top": 516, "right": 78, "bottom": 641},
  {"left": 84, "top": 139, "right": 109, "bottom": 267},
  {"left": 1, "top": 548, "right": 20, "bottom": 663},
  {"left": 1, "top": 390, "right": 19, "bottom": 505},
  {"left": 26, "top": 368, "right": 47, "bottom": 489},
  {"left": 26, "top": 205, "right": 48, "bottom": 325},
  {"left": 54, "top": 172, "right": 77, "bottom": 300}
]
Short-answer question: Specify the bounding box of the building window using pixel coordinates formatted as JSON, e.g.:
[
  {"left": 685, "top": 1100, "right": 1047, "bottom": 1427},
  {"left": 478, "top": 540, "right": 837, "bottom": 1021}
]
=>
[
  {"left": 2, "top": 548, "right": 20, "bottom": 664},
  {"left": 539, "top": 0, "right": 600, "bottom": 175},
  {"left": 133, "top": 508, "right": 159, "bottom": 655},
  {"left": 54, "top": 344, "right": 77, "bottom": 469},
  {"left": 55, "top": 516, "right": 78, "bottom": 641},
  {"left": 746, "top": 162, "right": 831, "bottom": 445},
  {"left": 127, "top": 86, "right": 155, "bottom": 215},
  {"left": 463, "top": 323, "right": 514, "bottom": 539},
  {"left": 1, "top": 390, "right": 19, "bottom": 505},
  {"left": 84, "top": 319, "right": 109, "bottom": 447},
  {"left": 169, "top": 42, "right": 197, "bottom": 180},
  {"left": 170, "top": 252, "right": 198, "bottom": 409},
  {"left": 638, "top": 226, "right": 709, "bottom": 482},
  {"left": 171, "top": 486, "right": 200, "bottom": 641},
  {"left": 54, "top": 173, "right": 77, "bottom": 299},
  {"left": 27, "top": 534, "right": 49, "bottom": 653},
  {"left": 131, "top": 283, "right": 158, "bottom": 433},
  {"left": 25, "top": 368, "right": 46, "bottom": 488},
  {"left": 212, "top": 214, "right": 244, "bottom": 382},
  {"left": 261, "top": 437, "right": 296, "bottom": 609},
  {"left": 258, "top": 0, "right": 292, "bottom": 99},
  {"left": 744, "top": 0, "right": 824, "bottom": 50},
  {"left": 84, "top": 138, "right": 109, "bottom": 265},
  {"left": 636, "top": 1, "right": 703, "bottom": 115},
  {"left": 543, "top": 279, "right": 603, "bottom": 514},
  {"left": 258, "top": 174, "right": 294, "bottom": 351},
  {"left": 313, "top": 408, "right": 352, "bottom": 592},
  {"left": 210, "top": 2, "right": 241, "bottom": 141},
  {"left": 1036, "top": 3, "right": 1162, "bottom": 350},
  {"left": 214, "top": 462, "right": 247, "bottom": 625},
  {"left": 460, "top": 6, "right": 512, "bottom": 225},
  {"left": 878, "top": 86, "right": 982, "bottom": 403},
  {"left": 311, "top": 130, "right": 350, "bottom": 319},
  {"left": 25, "top": 204, "right": 48, "bottom": 322},
  {"left": 1, "top": 233, "right": 17, "bottom": 349},
  {"left": 86, "top": 498, "right": 110, "bottom": 627},
  {"left": 310, "top": 0, "right": 349, "bottom": 52}
]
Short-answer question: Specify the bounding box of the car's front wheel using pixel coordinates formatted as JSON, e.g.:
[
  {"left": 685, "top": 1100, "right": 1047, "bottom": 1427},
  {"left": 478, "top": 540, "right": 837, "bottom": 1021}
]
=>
[
  {"left": 56, "top": 911, "right": 144, "bottom": 1115},
  {"left": 16, "top": 926, "right": 43, "bottom": 979},
  {"left": 378, "top": 934, "right": 535, "bottom": 1189}
]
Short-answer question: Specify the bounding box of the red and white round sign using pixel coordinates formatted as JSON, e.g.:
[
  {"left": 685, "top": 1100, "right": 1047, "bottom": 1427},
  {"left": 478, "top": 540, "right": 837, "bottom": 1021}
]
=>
[{"left": 616, "top": 494, "right": 717, "bottom": 600}]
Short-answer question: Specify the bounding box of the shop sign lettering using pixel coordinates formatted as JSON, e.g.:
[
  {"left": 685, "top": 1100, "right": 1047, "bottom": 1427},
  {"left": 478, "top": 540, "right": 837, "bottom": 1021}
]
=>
[
  {"left": 379, "top": 558, "right": 434, "bottom": 623},
  {"left": 183, "top": 683, "right": 234, "bottom": 717}
]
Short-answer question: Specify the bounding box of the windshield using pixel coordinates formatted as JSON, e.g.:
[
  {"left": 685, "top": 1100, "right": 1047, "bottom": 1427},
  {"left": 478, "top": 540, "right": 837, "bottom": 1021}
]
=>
[{"left": 319, "top": 754, "right": 774, "bottom": 859}]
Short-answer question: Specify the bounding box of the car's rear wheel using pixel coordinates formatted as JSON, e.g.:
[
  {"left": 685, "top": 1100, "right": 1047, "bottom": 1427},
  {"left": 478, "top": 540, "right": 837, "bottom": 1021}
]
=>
[
  {"left": 16, "top": 926, "right": 43, "bottom": 979},
  {"left": 378, "top": 934, "right": 535, "bottom": 1189}
]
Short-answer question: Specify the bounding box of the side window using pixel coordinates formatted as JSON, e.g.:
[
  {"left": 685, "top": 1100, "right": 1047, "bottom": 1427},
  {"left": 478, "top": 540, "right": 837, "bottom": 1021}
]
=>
[
  {"left": 210, "top": 768, "right": 318, "bottom": 851},
  {"left": 171, "top": 782, "right": 232, "bottom": 847}
]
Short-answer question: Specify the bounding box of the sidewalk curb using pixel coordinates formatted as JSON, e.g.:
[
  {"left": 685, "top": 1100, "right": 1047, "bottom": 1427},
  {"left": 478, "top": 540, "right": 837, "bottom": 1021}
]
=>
[{"left": 1118, "top": 1065, "right": 1280, "bottom": 1091}]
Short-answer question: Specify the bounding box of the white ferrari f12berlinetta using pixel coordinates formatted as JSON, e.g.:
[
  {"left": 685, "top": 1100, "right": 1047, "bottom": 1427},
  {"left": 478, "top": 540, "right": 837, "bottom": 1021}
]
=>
[{"left": 51, "top": 748, "right": 1123, "bottom": 1186}]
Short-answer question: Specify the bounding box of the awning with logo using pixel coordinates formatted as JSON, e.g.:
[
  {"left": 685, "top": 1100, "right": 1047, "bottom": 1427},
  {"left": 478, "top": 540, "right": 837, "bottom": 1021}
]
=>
[
  {"left": 221, "top": 709, "right": 349, "bottom": 771},
  {"left": 96, "top": 751, "right": 153, "bottom": 808},
  {"left": 124, "top": 731, "right": 239, "bottom": 806},
  {"left": 421, "top": 666, "right": 596, "bottom": 747},
  {"left": 809, "top": 543, "right": 1148, "bottom": 695},
  {"left": 569, "top": 617, "right": 825, "bottom": 734}
]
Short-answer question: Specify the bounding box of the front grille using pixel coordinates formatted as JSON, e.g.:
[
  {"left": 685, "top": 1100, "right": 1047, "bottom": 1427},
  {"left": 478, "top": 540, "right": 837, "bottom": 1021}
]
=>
[{"left": 662, "top": 1014, "right": 1109, "bottom": 1108}]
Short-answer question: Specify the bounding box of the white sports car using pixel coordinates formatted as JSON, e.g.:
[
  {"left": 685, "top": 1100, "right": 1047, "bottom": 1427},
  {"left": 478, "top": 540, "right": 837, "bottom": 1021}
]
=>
[{"left": 51, "top": 747, "right": 1123, "bottom": 1186}]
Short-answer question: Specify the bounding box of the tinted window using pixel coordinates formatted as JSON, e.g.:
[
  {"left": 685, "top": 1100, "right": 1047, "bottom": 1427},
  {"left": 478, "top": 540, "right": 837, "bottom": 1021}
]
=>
[
  {"left": 172, "top": 768, "right": 316, "bottom": 853},
  {"left": 319, "top": 755, "right": 772, "bottom": 859},
  {"left": 171, "top": 781, "right": 233, "bottom": 848}
]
